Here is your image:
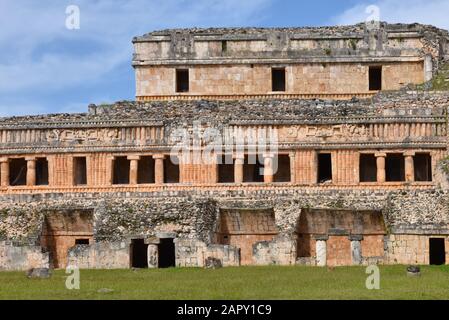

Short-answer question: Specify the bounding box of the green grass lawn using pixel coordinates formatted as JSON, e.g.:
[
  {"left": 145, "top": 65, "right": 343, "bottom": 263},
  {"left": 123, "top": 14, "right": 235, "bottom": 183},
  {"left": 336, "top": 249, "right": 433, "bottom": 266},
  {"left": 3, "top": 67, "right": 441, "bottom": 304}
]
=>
[{"left": 0, "top": 265, "right": 448, "bottom": 300}]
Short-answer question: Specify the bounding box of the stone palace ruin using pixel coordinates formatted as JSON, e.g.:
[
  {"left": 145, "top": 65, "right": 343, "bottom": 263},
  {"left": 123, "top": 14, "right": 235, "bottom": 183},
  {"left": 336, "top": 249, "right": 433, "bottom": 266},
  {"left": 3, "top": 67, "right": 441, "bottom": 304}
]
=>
[{"left": 1, "top": 22, "right": 449, "bottom": 270}]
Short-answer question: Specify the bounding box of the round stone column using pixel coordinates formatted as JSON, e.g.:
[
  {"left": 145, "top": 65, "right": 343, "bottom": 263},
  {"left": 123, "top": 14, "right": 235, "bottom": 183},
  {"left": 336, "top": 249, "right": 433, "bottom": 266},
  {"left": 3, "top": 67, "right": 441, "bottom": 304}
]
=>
[
  {"left": 234, "top": 154, "right": 244, "bottom": 184},
  {"left": 147, "top": 244, "right": 159, "bottom": 268},
  {"left": 404, "top": 151, "right": 415, "bottom": 182},
  {"left": 153, "top": 154, "right": 165, "bottom": 185},
  {"left": 0, "top": 158, "right": 9, "bottom": 187},
  {"left": 375, "top": 152, "right": 386, "bottom": 183},
  {"left": 127, "top": 155, "right": 140, "bottom": 185},
  {"left": 26, "top": 157, "right": 36, "bottom": 186}
]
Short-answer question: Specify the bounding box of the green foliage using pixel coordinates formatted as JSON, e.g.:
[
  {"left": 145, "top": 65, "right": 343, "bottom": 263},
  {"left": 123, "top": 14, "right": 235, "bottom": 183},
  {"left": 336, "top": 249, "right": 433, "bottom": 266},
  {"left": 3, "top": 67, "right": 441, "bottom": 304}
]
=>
[{"left": 0, "top": 266, "right": 448, "bottom": 299}]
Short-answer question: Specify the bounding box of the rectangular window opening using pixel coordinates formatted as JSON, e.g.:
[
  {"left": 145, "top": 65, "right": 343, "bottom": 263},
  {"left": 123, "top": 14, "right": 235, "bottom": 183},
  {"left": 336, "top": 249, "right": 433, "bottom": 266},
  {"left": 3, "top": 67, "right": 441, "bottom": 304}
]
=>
[
  {"left": 243, "top": 155, "right": 264, "bottom": 183},
  {"left": 359, "top": 154, "right": 377, "bottom": 182},
  {"left": 113, "top": 156, "right": 130, "bottom": 185},
  {"left": 274, "top": 155, "right": 291, "bottom": 183},
  {"left": 138, "top": 156, "right": 155, "bottom": 184},
  {"left": 218, "top": 155, "right": 234, "bottom": 183},
  {"left": 36, "top": 158, "right": 49, "bottom": 186},
  {"left": 414, "top": 153, "right": 432, "bottom": 182},
  {"left": 318, "top": 153, "right": 332, "bottom": 183},
  {"left": 386, "top": 153, "right": 405, "bottom": 182},
  {"left": 9, "top": 158, "right": 27, "bottom": 186},
  {"left": 164, "top": 156, "right": 180, "bottom": 184},
  {"left": 272, "top": 68, "right": 286, "bottom": 92},
  {"left": 73, "top": 157, "right": 87, "bottom": 186},
  {"left": 369, "top": 66, "right": 382, "bottom": 91},
  {"left": 176, "top": 69, "right": 189, "bottom": 93},
  {"left": 75, "top": 239, "right": 89, "bottom": 245}
]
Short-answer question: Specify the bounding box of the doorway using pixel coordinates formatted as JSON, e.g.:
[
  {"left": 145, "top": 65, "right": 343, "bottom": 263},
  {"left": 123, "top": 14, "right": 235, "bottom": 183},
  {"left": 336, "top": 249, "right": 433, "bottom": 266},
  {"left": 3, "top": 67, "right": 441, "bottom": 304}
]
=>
[
  {"left": 429, "top": 238, "right": 446, "bottom": 265},
  {"left": 130, "top": 239, "right": 148, "bottom": 268},
  {"left": 158, "top": 238, "right": 176, "bottom": 268}
]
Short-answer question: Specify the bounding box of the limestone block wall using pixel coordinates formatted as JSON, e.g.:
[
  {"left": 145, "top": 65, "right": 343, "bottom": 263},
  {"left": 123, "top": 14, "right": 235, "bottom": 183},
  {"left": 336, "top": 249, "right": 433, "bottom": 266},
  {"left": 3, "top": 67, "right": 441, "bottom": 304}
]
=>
[
  {"left": 175, "top": 239, "right": 239, "bottom": 267},
  {"left": 386, "top": 234, "right": 449, "bottom": 265},
  {"left": 135, "top": 62, "right": 424, "bottom": 98},
  {"left": 253, "top": 237, "right": 297, "bottom": 266},
  {"left": 0, "top": 242, "right": 49, "bottom": 271},
  {"left": 67, "top": 241, "right": 129, "bottom": 269}
]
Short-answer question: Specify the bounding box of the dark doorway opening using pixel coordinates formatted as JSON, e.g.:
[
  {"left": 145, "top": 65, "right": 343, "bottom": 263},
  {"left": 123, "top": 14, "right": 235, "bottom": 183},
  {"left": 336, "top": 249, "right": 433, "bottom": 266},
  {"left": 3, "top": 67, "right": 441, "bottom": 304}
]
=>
[
  {"left": 158, "top": 238, "right": 176, "bottom": 268},
  {"left": 130, "top": 239, "right": 148, "bottom": 268},
  {"left": 318, "top": 153, "right": 332, "bottom": 183},
  {"left": 36, "top": 158, "right": 49, "bottom": 186},
  {"left": 360, "top": 154, "right": 377, "bottom": 182},
  {"left": 369, "top": 66, "right": 382, "bottom": 91},
  {"left": 218, "top": 155, "right": 234, "bottom": 183},
  {"left": 164, "top": 156, "right": 180, "bottom": 183},
  {"left": 414, "top": 153, "right": 432, "bottom": 182},
  {"left": 113, "top": 156, "right": 130, "bottom": 185},
  {"left": 138, "top": 156, "right": 155, "bottom": 184},
  {"left": 243, "top": 155, "right": 264, "bottom": 183},
  {"left": 75, "top": 239, "right": 89, "bottom": 245},
  {"left": 429, "top": 238, "right": 446, "bottom": 265},
  {"left": 272, "top": 68, "right": 286, "bottom": 92},
  {"left": 386, "top": 154, "right": 405, "bottom": 182},
  {"left": 73, "top": 157, "right": 87, "bottom": 185},
  {"left": 274, "top": 155, "right": 291, "bottom": 183},
  {"left": 176, "top": 69, "right": 189, "bottom": 93},
  {"left": 9, "top": 158, "right": 27, "bottom": 186}
]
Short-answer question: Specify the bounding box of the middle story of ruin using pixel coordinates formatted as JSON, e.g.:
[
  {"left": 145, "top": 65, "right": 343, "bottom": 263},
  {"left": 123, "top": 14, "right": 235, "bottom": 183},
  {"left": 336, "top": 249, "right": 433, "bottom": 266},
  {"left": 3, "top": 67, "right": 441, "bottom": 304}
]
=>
[{"left": 0, "top": 91, "right": 449, "bottom": 270}]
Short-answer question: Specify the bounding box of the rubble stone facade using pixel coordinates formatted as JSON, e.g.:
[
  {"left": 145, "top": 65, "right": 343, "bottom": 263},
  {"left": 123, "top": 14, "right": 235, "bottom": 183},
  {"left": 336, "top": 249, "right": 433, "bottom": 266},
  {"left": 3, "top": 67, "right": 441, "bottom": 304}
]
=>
[{"left": 1, "top": 23, "right": 449, "bottom": 270}]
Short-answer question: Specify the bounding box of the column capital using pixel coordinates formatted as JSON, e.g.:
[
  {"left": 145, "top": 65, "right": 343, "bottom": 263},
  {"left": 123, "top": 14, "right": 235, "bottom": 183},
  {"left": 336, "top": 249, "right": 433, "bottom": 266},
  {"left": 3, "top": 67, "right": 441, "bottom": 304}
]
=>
[
  {"left": 404, "top": 151, "right": 416, "bottom": 157},
  {"left": 288, "top": 152, "right": 296, "bottom": 158},
  {"left": 263, "top": 153, "right": 275, "bottom": 159},
  {"left": 374, "top": 152, "right": 386, "bottom": 158},
  {"left": 349, "top": 235, "right": 364, "bottom": 241},
  {"left": 0, "top": 157, "right": 8, "bottom": 163},
  {"left": 233, "top": 153, "right": 245, "bottom": 160},
  {"left": 127, "top": 155, "right": 141, "bottom": 161},
  {"left": 25, "top": 156, "right": 36, "bottom": 162},
  {"left": 152, "top": 154, "right": 166, "bottom": 160}
]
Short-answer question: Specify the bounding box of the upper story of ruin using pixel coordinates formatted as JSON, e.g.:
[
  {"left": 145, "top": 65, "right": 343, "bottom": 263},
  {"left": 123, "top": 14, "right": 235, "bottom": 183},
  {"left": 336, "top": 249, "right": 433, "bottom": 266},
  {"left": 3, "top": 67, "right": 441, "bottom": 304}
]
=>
[{"left": 132, "top": 23, "right": 449, "bottom": 101}]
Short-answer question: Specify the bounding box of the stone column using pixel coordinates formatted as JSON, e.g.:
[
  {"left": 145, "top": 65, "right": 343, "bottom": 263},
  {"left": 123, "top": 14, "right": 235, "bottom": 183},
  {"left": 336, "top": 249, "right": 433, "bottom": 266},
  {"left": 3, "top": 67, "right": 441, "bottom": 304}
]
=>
[
  {"left": 424, "top": 55, "right": 433, "bottom": 82},
  {"left": 147, "top": 244, "right": 159, "bottom": 268},
  {"left": 263, "top": 153, "right": 274, "bottom": 183},
  {"left": 234, "top": 154, "right": 244, "bottom": 184},
  {"left": 0, "top": 158, "right": 9, "bottom": 187},
  {"left": 127, "top": 156, "right": 140, "bottom": 185},
  {"left": 314, "top": 236, "right": 328, "bottom": 267},
  {"left": 350, "top": 235, "right": 363, "bottom": 265},
  {"left": 26, "top": 157, "right": 36, "bottom": 186},
  {"left": 289, "top": 152, "right": 296, "bottom": 183},
  {"left": 404, "top": 151, "right": 415, "bottom": 183},
  {"left": 375, "top": 152, "right": 386, "bottom": 183},
  {"left": 153, "top": 154, "right": 165, "bottom": 185}
]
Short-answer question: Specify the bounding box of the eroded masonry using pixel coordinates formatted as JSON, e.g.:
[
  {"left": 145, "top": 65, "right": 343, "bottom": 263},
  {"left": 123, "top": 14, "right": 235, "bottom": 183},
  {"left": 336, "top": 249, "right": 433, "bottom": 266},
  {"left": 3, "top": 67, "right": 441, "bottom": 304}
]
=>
[{"left": 1, "top": 23, "right": 449, "bottom": 270}]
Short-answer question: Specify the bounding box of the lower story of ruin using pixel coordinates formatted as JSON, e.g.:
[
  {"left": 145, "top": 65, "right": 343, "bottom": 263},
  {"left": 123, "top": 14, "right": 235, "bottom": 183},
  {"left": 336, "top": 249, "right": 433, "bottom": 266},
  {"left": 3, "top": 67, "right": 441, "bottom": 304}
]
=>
[{"left": 0, "top": 187, "right": 448, "bottom": 270}]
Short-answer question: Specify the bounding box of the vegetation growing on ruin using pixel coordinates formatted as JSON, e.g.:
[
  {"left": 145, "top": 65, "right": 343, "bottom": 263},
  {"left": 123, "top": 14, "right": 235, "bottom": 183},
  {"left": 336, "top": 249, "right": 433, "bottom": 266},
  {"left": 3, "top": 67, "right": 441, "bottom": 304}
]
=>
[
  {"left": 0, "top": 265, "right": 448, "bottom": 300},
  {"left": 417, "top": 62, "right": 449, "bottom": 91}
]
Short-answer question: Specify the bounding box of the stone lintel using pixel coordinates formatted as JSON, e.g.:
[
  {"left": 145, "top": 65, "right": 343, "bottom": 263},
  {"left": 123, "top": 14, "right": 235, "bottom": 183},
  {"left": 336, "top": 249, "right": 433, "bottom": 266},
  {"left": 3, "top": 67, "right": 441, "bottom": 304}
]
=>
[
  {"left": 144, "top": 237, "right": 161, "bottom": 245},
  {"left": 313, "top": 235, "right": 329, "bottom": 241},
  {"left": 328, "top": 228, "right": 349, "bottom": 236},
  {"left": 155, "top": 232, "right": 177, "bottom": 239}
]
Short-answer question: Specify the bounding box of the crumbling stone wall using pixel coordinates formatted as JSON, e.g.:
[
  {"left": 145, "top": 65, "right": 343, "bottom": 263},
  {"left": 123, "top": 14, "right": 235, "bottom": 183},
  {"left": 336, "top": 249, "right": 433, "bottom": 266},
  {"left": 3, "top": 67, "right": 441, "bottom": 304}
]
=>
[{"left": 0, "top": 242, "right": 49, "bottom": 271}]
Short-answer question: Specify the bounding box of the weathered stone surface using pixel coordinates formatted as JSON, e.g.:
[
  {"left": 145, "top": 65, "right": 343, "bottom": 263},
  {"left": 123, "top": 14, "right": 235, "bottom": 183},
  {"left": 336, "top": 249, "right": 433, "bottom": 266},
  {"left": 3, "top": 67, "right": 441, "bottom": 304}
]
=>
[
  {"left": 204, "top": 257, "right": 222, "bottom": 269},
  {"left": 26, "top": 268, "right": 51, "bottom": 279}
]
